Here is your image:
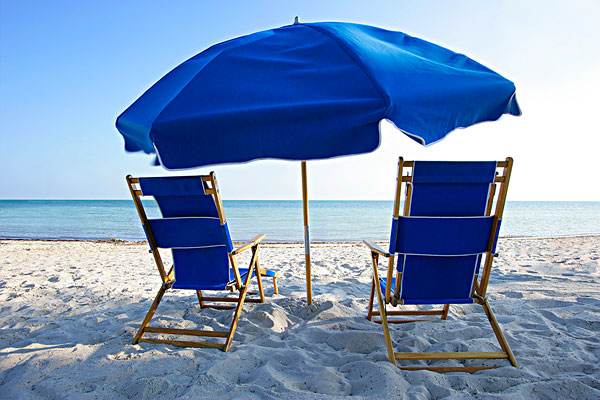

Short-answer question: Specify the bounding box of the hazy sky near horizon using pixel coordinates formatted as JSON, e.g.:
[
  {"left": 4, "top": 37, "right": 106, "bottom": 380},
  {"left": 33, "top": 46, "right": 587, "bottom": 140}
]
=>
[{"left": 1, "top": 1, "right": 599, "bottom": 200}]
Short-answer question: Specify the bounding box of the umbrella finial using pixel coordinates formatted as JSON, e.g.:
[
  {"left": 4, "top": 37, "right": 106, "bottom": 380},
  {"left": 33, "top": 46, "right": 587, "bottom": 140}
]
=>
[{"left": 294, "top": 16, "right": 299, "bottom": 25}]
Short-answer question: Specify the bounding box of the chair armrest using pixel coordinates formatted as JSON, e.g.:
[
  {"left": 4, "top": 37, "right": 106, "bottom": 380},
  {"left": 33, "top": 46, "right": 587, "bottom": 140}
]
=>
[
  {"left": 231, "top": 234, "right": 266, "bottom": 255},
  {"left": 363, "top": 241, "right": 391, "bottom": 258}
]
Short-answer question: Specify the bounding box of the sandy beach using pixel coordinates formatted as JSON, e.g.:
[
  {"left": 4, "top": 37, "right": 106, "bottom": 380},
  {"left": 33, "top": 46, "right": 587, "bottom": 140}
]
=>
[{"left": 1, "top": 236, "right": 599, "bottom": 399}]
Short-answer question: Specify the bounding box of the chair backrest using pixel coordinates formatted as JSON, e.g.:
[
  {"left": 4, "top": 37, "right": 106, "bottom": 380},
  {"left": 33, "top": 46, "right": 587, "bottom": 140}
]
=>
[
  {"left": 388, "top": 158, "right": 513, "bottom": 305},
  {"left": 127, "top": 173, "right": 234, "bottom": 290}
]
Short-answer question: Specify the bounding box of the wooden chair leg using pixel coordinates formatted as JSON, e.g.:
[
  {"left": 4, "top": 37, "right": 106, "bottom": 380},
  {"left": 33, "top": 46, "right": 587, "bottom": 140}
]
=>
[
  {"left": 133, "top": 285, "right": 167, "bottom": 344},
  {"left": 387, "top": 300, "right": 517, "bottom": 371},
  {"left": 224, "top": 249, "right": 257, "bottom": 351},
  {"left": 272, "top": 276, "right": 279, "bottom": 295},
  {"left": 441, "top": 304, "right": 450, "bottom": 320},
  {"left": 196, "top": 290, "right": 204, "bottom": 309},
  {"left": 374, "top": 277, "right": 395, "bottom": 364},
  {"left": 481, "top": 299, "right": 518, "bottom": 367},
  {"left": 255, "top": 255, "right": 265, "bottom": 303},
  {"left": 370, "top": 252, "right": 396, "bottom": 364},
  {"left": 367, "top": 278, "right": 375, "bottom": 320}
]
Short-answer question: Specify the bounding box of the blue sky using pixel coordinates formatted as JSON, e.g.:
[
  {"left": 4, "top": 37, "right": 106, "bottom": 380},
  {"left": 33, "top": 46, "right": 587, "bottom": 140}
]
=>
[{"left": 1, "top": 1, "right": 599, "bottom": 200}]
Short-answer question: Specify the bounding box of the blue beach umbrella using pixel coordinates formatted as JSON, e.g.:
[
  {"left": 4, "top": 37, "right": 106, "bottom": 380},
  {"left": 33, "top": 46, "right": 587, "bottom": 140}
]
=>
[{"left": 116, "top": 19, "right": 520, "bottom": 303}]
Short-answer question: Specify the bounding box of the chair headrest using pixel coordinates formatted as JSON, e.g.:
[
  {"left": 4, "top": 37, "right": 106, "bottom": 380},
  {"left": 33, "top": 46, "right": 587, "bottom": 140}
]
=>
[
  {"left": 412, "top": 161, "right": 496, "bottom": 184},
  {"left": 138, "top": 176, "right": 207, "bottom": 196}
]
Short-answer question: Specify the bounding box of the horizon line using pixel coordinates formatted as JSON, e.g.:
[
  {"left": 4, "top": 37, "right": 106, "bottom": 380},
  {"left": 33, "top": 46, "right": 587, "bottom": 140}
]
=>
[{"left": 1, "top": 198, "right": 599, "bottom": 202}]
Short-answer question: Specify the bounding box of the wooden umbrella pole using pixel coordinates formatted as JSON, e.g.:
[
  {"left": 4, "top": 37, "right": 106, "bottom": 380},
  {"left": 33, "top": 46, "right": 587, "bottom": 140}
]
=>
[{"left": 301, "top": 161, "right": 313, "bottom": 304}]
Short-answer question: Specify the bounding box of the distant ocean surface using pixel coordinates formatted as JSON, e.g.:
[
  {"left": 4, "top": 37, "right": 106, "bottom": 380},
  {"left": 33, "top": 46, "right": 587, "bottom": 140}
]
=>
[{"left": 1, "top": 200, "right": 599, "bottom": 242}]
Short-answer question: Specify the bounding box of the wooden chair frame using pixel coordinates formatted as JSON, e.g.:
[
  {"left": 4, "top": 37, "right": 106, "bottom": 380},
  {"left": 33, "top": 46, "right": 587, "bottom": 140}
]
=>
[
  {"left": 364, "top": 157, "right": 518, "bottom": 372},
  {"left": 126, "top": 172, "right": 275, "bottom": 351}
]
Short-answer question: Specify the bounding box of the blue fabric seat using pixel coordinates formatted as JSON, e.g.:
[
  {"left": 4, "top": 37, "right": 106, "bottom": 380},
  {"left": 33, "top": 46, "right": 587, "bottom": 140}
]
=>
[
  {"left": 137, "top": 176, "right": 254, "bottom": 291},
  {"left": 388, "top": 161, "right": 497, "bottom": 305},
  {"left": 138, "top": 176, "right": 234, "bottom": 291}
]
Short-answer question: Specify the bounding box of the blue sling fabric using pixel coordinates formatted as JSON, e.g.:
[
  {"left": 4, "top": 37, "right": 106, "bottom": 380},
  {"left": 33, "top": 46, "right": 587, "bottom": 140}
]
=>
[
  {"left": 389, "top": 216, "right": 493, "bottom": 256},
  {"left": 386, "top": 161, "right": 497, "bottom": 305},
  {"left": 139, "top": 176, "right": 219, "bottom": 218},
  {"left": 408, "top": 161, "right": 497, "bottom": 217},
  {"left": 147, "top": 218, "right": 232, "bottom": 249},
  {"left": 138, "top": 177, "right": 234, "bottom": 290}
]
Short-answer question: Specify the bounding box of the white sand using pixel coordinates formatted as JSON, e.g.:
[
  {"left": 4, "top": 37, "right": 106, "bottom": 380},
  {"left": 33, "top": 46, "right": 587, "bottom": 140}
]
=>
[{"left": 1, "top": 237, "right": 599, "bottom": 399}]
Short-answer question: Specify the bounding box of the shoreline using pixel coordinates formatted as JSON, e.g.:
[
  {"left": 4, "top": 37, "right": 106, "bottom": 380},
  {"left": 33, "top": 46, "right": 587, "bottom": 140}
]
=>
[{"left": 2, "top": 233, "right": 600, "bottom": 245}]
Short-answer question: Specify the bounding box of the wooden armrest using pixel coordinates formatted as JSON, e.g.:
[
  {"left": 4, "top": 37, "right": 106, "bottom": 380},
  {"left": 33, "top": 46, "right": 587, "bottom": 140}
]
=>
[
  {"left": 231, "top": 234, "right": 266, "bottom": 255},
  {"left": 363, "top": 241, "right": 391, "bottom": 257}
]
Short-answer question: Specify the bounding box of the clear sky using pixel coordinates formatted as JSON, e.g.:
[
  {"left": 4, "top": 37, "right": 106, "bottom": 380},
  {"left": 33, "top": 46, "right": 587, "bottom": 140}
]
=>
[{"left": 1, "top": 1, "right": 599, "bottom": 200}]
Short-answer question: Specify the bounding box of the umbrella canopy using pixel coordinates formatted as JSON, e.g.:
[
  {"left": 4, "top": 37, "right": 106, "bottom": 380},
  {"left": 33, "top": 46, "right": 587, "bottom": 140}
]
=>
[
  {"left": 116, "top": 20, "right": 521, "bottom": 304},
  {"left": 116, "top": 21, "right": 520, "bottom": 168}
]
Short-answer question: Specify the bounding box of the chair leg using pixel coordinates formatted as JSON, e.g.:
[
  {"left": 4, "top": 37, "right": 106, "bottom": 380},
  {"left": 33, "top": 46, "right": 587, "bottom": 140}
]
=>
[
  {"left": 392, "top": 300, "right": 518, "bottom": 371},
  {"left": 255, "top": 256, "right": 265, "bottom": 303},
  {"left": 481, "top": 299, "right": 518, "bottom": 367},
  {"left": 370, "top": 252, "right": 396, "bottom": 364},
  {"left": 196, "top": 290, "right": 204, "bottom": 309},
  {"left": 373, "top": 276, "right": 396, "bottom": 364},
  {"left": 272, "top": 276, "right": 279, "bottom": 295},
  {"left": 224, "top": 249, "right": 258, "bottom": 351},
  {"left": 133, "top": 285, "right": 167, "bottom": 344},
  {"left": 366, "top": 279, "right": 375, "bottom": 320},
  {"left": 441, "top": 304, "right": 450, "bottom": 320},
  {"left": 135, "top": 279, "right": 258, "bottom": 351}
]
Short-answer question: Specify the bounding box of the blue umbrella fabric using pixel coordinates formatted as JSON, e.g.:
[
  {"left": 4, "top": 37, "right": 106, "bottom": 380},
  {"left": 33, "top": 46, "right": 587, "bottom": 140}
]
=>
[{"left": 116, "top": 21, "right": 520, "bottom": 169}]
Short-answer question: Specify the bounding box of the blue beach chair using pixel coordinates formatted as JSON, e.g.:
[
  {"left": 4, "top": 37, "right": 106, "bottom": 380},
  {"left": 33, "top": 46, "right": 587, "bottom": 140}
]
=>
[
  {"left": 127, "top": 173, "right": 278, "bottom": 351},
  {"left": 364, "top": 158, "right": 518, "bottom": 372}
]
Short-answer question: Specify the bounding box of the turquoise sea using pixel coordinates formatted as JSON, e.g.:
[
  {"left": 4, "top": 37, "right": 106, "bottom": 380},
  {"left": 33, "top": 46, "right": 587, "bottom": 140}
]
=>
[{"left": 0, "top": 200, "right": 599, "bottom": 242}]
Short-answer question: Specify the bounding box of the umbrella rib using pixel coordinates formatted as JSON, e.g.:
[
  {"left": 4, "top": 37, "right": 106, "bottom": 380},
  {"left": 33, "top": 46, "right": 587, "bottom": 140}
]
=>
[
  {"left": 302, "top": 24, "right": 392, "bottom": 116},
  {"left": 149, "top": 31, "right": 277, "bottom": 143}
]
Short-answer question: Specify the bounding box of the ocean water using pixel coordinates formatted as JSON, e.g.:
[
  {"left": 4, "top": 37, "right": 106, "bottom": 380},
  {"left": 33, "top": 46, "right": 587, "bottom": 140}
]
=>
[{"left": 0, "top": 200, "right": 599, "bottom": 242}]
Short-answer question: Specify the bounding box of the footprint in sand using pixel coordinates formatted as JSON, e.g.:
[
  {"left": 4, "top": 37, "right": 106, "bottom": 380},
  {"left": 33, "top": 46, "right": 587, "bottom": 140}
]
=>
[
  {"left": 5, "top": 292, "right": 18, "bottom": 300},
  {"left": 501, "top": 291, "right": 523, "bottom": 299}
]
